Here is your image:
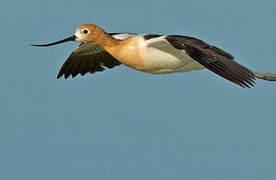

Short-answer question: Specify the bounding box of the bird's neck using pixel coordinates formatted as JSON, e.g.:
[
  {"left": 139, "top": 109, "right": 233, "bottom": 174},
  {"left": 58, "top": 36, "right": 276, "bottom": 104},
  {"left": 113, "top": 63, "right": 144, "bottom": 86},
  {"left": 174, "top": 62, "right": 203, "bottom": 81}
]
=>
[
  {"left": 94, "top": 32, "right": 122, "bottom": 49},
  {"left": 94, "top": 32, "right": 126, "bottom": 62}
]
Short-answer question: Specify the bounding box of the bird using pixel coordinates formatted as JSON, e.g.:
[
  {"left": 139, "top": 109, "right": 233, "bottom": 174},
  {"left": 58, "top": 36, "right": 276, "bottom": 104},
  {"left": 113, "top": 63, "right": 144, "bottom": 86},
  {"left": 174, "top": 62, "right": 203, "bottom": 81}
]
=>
[{"left": 31, "top": 24, "right": 276, "bottom": 88}]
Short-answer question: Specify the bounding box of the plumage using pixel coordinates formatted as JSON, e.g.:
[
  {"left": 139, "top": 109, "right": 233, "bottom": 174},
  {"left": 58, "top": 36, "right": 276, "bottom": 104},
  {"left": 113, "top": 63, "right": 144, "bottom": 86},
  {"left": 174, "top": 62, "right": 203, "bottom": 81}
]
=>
[{"left": 31, "top": 24, "right": 276, "bottom": 88}]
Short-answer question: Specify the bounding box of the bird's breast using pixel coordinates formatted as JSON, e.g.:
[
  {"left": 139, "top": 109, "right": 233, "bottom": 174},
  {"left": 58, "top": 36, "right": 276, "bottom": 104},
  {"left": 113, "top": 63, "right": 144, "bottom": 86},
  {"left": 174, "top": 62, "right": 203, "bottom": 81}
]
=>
[{"left": 104, "top": 36, "right": 146, "bottom": 71}]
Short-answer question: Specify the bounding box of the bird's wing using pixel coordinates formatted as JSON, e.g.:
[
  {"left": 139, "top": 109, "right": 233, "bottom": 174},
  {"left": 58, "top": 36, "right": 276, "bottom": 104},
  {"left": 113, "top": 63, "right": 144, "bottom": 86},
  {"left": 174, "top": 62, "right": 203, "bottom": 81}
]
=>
[
  {"left": 57, "top": 33, "right": 135, "bottom": 79},
  {"left": 165, "top": 35, "right": 256, "bottom": 88}
]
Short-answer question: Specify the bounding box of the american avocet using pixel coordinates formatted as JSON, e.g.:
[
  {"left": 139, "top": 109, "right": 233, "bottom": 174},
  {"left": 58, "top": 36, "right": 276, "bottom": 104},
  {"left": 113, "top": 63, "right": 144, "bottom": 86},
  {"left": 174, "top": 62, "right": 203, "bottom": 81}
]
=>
[{"left": 32, "top": 24, "right": 276, "bottom": 88}]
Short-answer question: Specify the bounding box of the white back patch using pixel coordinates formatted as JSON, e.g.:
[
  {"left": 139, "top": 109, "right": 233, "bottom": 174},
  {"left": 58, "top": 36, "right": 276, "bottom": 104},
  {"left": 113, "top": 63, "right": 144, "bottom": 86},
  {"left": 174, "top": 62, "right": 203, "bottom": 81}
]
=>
[{"left": 111, "top": 33, "right": 135, "bottom": 40}]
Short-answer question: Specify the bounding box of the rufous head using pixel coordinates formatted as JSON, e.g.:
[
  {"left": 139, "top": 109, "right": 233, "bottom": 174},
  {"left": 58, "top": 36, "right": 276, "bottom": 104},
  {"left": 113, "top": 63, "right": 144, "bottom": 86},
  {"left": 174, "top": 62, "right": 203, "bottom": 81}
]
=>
[{"left": 74, "top": 24, "right": 105, "bottom": 43}]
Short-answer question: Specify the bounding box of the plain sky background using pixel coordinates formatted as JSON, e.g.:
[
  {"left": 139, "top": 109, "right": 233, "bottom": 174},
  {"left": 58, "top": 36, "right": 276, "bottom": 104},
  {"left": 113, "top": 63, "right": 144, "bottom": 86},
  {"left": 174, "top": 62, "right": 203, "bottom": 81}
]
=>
[{"left": 1, "top": 0, "right": 276, "bottom": 179}]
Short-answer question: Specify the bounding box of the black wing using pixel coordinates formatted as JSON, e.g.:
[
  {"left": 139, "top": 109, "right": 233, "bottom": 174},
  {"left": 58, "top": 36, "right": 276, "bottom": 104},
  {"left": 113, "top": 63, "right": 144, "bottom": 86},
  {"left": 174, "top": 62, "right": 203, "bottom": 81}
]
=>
[
  {"left": 166, "top": 35, "right": 255, "bottom": 88},
  {"left": 57, "top": 43, "right": 121, "bottom": 79},
  {"left": 57, "top": 33, "right": 135, "bottom": 79}
]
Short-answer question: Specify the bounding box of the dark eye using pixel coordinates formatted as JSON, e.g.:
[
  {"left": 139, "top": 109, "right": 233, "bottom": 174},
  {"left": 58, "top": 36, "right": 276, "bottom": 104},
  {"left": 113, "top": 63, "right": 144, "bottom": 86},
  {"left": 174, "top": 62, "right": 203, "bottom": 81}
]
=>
[{"left": 82, "top": 29, "right": 89, "bottom": 34}]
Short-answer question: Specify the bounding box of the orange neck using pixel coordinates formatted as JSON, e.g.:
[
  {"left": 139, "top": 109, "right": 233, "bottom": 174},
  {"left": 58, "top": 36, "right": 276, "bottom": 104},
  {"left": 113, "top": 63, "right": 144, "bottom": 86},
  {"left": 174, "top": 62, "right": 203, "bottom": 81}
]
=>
[
  {"left": 92, "top": 31, "right": 126, "bottom": 61},
  {"left": 93, "top": 31, "right": 122, "bottom": 49}
]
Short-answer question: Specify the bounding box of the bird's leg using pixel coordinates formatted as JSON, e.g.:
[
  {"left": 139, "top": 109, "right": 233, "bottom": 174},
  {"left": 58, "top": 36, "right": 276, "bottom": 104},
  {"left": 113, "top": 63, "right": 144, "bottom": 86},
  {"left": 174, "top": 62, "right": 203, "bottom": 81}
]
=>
[{"left": 252, "top": 71, "right": 276, "bottom": 81}]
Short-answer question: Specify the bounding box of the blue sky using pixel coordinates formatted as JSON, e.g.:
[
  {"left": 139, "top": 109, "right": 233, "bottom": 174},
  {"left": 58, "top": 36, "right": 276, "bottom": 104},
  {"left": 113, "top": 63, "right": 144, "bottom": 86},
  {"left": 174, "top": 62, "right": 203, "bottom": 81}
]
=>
[{"left": 1, "top": 0, "right": 276, "bottom": 179}]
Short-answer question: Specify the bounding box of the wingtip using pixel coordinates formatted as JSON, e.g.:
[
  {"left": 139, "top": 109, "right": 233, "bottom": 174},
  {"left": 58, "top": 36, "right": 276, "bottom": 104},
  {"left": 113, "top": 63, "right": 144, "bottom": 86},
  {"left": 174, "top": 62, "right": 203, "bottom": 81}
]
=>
[{"left": 56, "top": 73, "right": 64, "bottom": 79}]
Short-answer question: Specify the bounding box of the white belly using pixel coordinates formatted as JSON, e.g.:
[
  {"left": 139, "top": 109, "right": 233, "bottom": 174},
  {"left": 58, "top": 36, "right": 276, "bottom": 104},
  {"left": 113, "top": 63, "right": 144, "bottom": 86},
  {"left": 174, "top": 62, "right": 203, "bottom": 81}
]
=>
[{"left": 138, "top": 36, "right": 205, "bottom": 74}]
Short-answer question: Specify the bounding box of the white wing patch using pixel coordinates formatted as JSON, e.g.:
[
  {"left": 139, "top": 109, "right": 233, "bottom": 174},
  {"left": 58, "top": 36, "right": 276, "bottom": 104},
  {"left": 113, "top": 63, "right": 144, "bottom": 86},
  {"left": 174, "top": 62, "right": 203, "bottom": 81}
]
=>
[
  {"left": 111, "top": 33, "right": 135, "bottom": 40},
  {"left": 139, "top": 35, "right": 205, "bottom": 74}
]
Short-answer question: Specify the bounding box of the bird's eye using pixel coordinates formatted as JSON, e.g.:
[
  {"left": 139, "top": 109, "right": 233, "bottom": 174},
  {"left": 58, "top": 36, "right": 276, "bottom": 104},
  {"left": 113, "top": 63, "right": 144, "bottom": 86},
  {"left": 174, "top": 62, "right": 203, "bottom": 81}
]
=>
[{"left": 82, "top": 29, "right": 89, "bottom": 34}]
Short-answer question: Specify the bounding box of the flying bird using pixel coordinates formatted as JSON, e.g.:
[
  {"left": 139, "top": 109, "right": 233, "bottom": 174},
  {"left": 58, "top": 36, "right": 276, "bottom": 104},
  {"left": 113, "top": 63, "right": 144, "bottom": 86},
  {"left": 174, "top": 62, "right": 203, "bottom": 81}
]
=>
[{"left": 32, "top": 24, "right": 276, "bottom": 88}]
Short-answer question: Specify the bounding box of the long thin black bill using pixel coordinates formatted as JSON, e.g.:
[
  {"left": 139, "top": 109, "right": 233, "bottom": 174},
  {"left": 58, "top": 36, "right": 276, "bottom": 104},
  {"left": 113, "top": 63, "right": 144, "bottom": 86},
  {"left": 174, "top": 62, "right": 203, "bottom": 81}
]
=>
[{"left": 31, "top": 35, "right": 76, "bottom": 47}]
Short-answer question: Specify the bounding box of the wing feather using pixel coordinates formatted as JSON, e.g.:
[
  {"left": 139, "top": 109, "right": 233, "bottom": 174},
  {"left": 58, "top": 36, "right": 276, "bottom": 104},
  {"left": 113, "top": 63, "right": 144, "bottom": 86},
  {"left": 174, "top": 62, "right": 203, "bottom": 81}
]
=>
[
  {"left": 57, "top": 33, "right": 135, "bottom": 79},
  {"left": 166, "top": 35, "right": 255, "bottom": 88}
]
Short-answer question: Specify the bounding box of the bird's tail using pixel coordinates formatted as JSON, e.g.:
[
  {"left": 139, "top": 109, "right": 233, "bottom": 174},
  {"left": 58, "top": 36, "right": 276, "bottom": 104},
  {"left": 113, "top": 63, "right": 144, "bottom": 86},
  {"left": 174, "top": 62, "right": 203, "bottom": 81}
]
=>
[{"left": 252, "top": 71, "right": 276, "bottom": 81}]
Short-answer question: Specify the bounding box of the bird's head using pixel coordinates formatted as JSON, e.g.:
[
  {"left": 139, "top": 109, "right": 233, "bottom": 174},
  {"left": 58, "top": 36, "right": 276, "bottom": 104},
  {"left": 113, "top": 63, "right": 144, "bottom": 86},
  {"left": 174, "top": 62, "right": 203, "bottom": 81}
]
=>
[{"left": 74, "top": 24, "right": 105, "bottom": 43}]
